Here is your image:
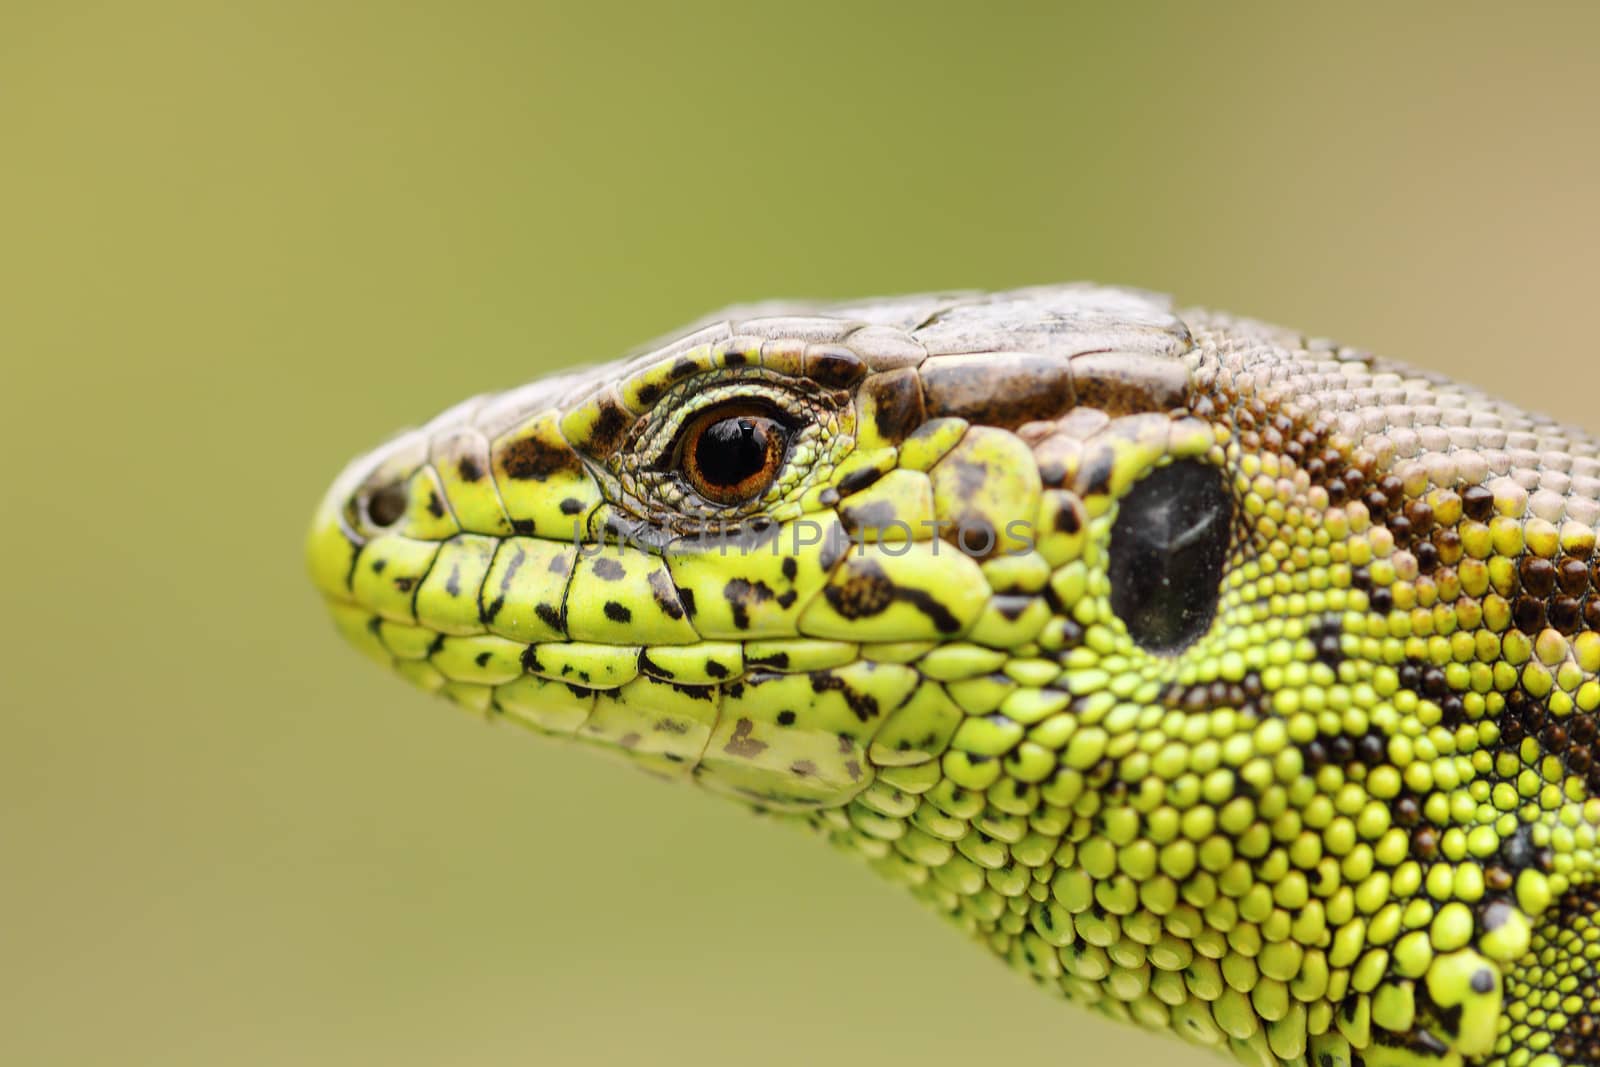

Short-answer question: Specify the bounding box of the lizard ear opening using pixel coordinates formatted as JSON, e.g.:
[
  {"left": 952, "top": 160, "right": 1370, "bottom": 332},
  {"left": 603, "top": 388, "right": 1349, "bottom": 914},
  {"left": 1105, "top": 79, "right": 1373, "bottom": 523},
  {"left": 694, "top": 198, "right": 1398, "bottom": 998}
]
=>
[{"left": 1107, "top": 460, "right": 1233, "bottom": 653}]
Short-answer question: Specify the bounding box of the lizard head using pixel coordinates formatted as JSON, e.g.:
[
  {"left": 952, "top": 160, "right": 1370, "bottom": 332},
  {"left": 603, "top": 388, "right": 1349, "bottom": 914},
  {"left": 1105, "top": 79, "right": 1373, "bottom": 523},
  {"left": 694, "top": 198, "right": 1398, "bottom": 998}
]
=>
[
  {"left": 306, "top": 286, "right": 1224, "bottom": 812},
  {"left": 309, "top": 285, "right": 1600, "bottom": 1066}
]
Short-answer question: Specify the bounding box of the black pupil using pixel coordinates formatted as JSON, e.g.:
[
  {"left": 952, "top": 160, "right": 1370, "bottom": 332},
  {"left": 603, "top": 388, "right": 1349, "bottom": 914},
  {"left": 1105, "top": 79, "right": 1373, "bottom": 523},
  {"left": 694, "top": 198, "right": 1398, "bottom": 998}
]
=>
[
  {"left": 695, "top": 415, "right": 776, "bottom": 489},
  {"left": 1107, "top": 460, "right": 1233, "bottom": 653}
]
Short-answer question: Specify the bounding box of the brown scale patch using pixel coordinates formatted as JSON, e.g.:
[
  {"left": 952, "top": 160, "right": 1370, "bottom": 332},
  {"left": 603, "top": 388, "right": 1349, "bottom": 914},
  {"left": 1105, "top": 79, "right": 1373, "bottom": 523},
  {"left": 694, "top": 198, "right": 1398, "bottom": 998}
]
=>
[
  {"left": 580, "top": 394, "right": 633, "bottom": 458},
  {"left": 804, "top": 345, "right": 868, "bottom": 388},
  {"left": 723, "top": 718, "right": 767, "bottom": 758},
  {"left": 862, "top": 367, "right": 926, "bottom": 444},
  {"left": 919, "top": 353, "right": 1075, "bottom": 428},
  {"left": 1158, "top": 673, "right": 1268, "bottom": 717},
  {"left": 823, "top": 562, "right": 896, "bottom": 619},
  {"left": 1068, "top": 351, "right": 1190, "bottom": 415},
  {"left": 1500, "top": 685, "right": 1600, "bottom": 800},
  {"left": 498, "top": 433, "right": 582, "bottom": 482}
]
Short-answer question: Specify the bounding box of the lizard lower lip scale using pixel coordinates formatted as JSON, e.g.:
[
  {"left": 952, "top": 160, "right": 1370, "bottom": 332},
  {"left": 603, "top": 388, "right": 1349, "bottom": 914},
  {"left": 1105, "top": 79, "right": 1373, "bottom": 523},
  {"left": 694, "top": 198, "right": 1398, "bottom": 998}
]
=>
[{"left": 308, "top": 285, "right": 1600, "bottom": 1067}]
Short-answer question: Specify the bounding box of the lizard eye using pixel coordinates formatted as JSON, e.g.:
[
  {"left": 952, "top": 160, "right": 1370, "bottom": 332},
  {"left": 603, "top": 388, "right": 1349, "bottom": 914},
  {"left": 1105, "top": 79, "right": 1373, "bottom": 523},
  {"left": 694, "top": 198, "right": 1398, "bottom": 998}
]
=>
[
  {"left": 674, "top": 402, "right": 791, "bottom": 506},
  {"left": 1108, "top": 460, "right": 1233, "bottom": 653}
]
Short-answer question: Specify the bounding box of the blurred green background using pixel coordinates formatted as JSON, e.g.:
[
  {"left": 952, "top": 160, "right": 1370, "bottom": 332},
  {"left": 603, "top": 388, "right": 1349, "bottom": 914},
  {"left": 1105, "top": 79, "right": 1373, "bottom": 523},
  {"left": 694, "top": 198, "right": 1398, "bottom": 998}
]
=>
[{"left": 5, "top": 3, "right": 1599, "bottom": 1064}]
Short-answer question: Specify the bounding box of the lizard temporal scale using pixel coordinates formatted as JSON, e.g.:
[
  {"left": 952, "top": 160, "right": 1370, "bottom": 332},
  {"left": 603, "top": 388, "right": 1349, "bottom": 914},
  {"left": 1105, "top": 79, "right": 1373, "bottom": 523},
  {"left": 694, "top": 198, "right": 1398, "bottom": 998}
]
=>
[{"left": 307, "top": 284, "right": 1600, "bottom": 1067}]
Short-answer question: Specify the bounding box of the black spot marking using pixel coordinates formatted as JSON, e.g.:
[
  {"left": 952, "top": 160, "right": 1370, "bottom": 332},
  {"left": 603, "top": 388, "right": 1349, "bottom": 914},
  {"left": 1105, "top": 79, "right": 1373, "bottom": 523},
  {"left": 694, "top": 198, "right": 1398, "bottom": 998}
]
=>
[
  {"left": 837, "top": 465, "right": 885, "bottom": 496},
  {"left": 535, "top": 602, "right": 564, "bottom": 632},
  {"left": 587, "top": 402, "right": 630, "bottom": 454},
  {"left": 1308, "top": 614, "right": 1345, "bottom": 669},
  {"left": 1078, "top": 449, "right": 1116, "bottom": 496},
  {"left": 747, "top": 649, "right": 790, "bottom": 670},
  {"left": 474, "top": 651, "right": 492, "bottom": 667},
  {"left": 781, "top": 557, "right": 798, "bottom": 581},
  {"left": 604, "top": 601, "right": 632, "bottom": 623},
  {"left": 897, "top": 585, "right": 963, "bottom": 633},
  {"left": 1368, "top": 584, "right": 1394, "bottom": 614},
  {"left": 647, "top": 569, "right": 686, "bottom": 620},
  {"left": 426, "top": 491, "right": 445, "bottom": 519},
  {"left": 559, "top": 497, "right": 584, "bottom": 515},
  {"left": 823, "top": 561, "right": 895, "bottom": 619},
  {"left": 810, "top": 671, "right": 880, "bottom": 722},
  {"left": 480, "top": 544, "right": 527, "bottom": 623},
  {"left": 704, "top": 660, "right": 729, "bottom": 679},
  {"left": 501, "top": 435, "right": 581, "bottom": 481},
  {"left": 992, "top": 595, "right": 1032, "bottom": 622},
  {"left": 1051, "top": 498, "right": 1082, "bottom": 534},
  {"left": 823, "top": 564, "right": 953, "bottom": 634},
  {"left": 777, "top": 710, "right": 796, "bottom": 726},
  {"left": 457, "top": 456, "right": 483, "bottom": 483},
  {"left": 724, "top": 578, "right": 776, "bottom": 630},
  {"left": 865, "top": 368, "right": 925, "bottom": 445}
]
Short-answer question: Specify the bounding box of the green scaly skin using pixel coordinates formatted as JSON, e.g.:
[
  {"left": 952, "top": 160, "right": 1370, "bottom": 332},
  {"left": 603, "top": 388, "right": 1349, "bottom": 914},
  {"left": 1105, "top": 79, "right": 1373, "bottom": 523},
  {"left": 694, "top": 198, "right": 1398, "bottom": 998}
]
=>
[{"left": 308, "top": 285, "right": 1600, "bottom": 1067}]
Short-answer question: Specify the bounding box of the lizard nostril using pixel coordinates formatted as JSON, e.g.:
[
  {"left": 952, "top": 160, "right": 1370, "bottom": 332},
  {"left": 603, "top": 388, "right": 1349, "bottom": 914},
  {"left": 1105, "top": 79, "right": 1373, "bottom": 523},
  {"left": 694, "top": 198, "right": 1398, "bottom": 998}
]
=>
[{"left": 364, "top": 482, "right": 408, "bottom": 528}]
